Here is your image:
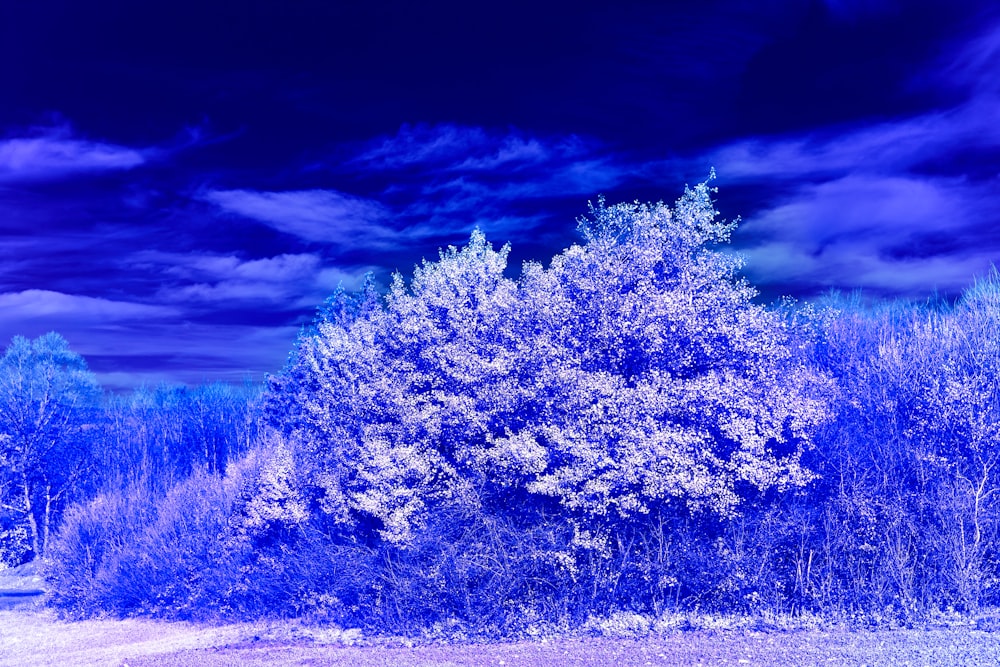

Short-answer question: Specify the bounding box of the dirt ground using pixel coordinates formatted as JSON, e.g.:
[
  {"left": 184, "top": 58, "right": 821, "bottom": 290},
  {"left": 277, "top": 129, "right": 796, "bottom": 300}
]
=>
[{"left": 4, "top": 609, "right": 1000, "bottom": 667}]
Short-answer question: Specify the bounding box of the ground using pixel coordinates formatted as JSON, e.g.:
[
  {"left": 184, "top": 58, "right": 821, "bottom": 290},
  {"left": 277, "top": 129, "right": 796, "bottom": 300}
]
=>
[
  {"left": 0, "top": 562, "right": 43, "bottom": 612},
  {"left": 3, "top": 565, "right": 999, "bottom": 666},
  {"left": 3, "top": 610, "right": 1000, "bottom": 667}
]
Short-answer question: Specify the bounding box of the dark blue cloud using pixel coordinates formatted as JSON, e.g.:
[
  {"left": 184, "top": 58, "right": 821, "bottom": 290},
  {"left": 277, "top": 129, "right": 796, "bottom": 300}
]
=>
[
  {"left": 1, "top": 0, "right": 996, "bottom": 388},
  {"left": 337, "top": 124, "right": 627, "bottom": 249},
  {"left": 352, "top": 124, "right": 589, "bottom": 173},
  {"left": 672, "top": 16, "right": 1000, "bottom": 300}
]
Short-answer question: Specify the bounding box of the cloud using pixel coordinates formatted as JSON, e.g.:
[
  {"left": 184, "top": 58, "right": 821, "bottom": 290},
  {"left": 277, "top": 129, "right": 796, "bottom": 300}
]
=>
[
  {"left": 704, "top": 97, "right": 1000, "bottom": 182},
  {"left": 453, "top": 137, "right": 552, "bottom": 171},
  {"left": 355, "top": 124, "right": 492, "bottom": 169},
  {"left": 201, "top": 188, "right": 396, "bottom": 245},
  {"left": 0, "top": 290, "right": 178, "bottom": 323},
  {"left": 162, "top": 252, "right": 323, "bottom": 282},
  {"left": 0, "top": 289, "right": 305, "bottom": 391},
  {"left": 739, "top": 238, "right": 995, "bottom": 299},
  {"left": 353, "top": 123, "right": 588, "bottom": 172},
  {"left": 929, "top": 19, "right": 1000, "bottom": 95},
  {"left": 732, "top": 163, "right": 1000, "bottom": 302},
  {"left": 67, "top": 321, "right": 301, "bottom": 393},
  {"left": 677, "top": 17, "right": 1000, "bottom": 185},
  {"left": 334, "top": 124, "right": 629, "bottom": 248},
  {"left": 739, "top": 175, "right": 967, "bottom": 243},
  {"left": 733, "top": 173, "right": 1000, "bottom": 299},
  {"left": 0, "top": 134, "right": 144, "bottom": 181},
  {"left": 202, "top": 183, "right": 557, "bottom": 254},
  {"left": 354, "top": 123, "right": 620, "bottom": 205},
  {"left": 132, "top": 251, "right": 373, "bottom": 308},
  {"left": 673, "top": 16, "right": 1000, "bottom": 300},
  {"left": 410, "top": 158, "right": 624, "bottom": 217},
  {"left": 164, "top": 254, "right": 325, "bottom": 304}
]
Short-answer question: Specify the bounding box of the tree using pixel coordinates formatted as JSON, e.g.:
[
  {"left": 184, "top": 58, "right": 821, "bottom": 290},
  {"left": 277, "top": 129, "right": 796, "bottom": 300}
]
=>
[
  {"left": 95, "top": 381, "right": 261, "bottom": 493},
  {"left": 267, "top": 178, "right": 832, "bottom": 548},
  {"left": 511, "top": 189, "right": 831, "bottom": 520},
  {"left": 0, "top": 333, "right": 101, "bottom": 560}
]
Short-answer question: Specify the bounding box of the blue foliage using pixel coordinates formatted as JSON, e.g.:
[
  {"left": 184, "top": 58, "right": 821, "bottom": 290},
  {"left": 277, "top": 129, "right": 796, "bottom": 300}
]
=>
[
  {"left": 34, "top": 186, "right": 1000, "bottom": 631},
  {"left": 0, "top": 333, "right": 101, "bottom": 561}
]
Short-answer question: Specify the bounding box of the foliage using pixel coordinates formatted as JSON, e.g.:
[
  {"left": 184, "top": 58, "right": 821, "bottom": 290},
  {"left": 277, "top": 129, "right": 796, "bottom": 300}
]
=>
[
  {"left": 235, "top": 179, "right": 834, "bottom": 629},
  {"left": 95, "top": 381, "right": 261, "bottom": 492},
  {"left": 42, "top": 184, "right": 1000, "bottom": 633},
  {"left": 268, "top": 180, "right": 830, "bottom": 555},
  {"left": 0, "top": 329, "right": 260, "bottom": 569},
  {"left": 0, "top": 333, "right": 101, "bottom": 560},
  {"left": 793, "top": 274, "right": 1000, "bottom": 617}
]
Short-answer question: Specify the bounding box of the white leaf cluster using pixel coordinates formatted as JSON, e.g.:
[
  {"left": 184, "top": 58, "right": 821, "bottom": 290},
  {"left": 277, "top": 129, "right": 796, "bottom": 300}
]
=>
[
  {"left": 268, "top": 181, "right": 831, "bottom": 545},
  {"left": 234, "top": 436, "right": 308, "bottom": 538}
]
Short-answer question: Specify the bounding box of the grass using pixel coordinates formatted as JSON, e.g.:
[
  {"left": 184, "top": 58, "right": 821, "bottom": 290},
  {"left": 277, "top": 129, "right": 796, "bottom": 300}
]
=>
[{"left": 3, "top": 610, "right": 1000, "bottom": 667}]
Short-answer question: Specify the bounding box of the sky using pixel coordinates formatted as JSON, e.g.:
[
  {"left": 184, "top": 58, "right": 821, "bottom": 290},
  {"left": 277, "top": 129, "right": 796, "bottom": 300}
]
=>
[{"left": 2, "top": 0, "right": 999, "bottom": 390}]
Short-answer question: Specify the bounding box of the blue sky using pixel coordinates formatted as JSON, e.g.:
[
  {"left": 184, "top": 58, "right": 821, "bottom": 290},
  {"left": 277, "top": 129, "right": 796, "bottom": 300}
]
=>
[{"left": 2, "top": 0, "right": 998, "bottom": 389}]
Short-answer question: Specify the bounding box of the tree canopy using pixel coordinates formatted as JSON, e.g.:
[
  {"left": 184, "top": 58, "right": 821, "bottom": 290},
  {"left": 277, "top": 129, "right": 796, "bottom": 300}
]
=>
[{"left": 266, "top": 179, "right": 831, "bottom": 546}]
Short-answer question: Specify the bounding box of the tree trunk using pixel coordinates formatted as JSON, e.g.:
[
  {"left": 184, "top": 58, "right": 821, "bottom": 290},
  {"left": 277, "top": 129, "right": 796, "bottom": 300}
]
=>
[
  {"left": 42, "top": 483, "right": 53, "bottom": 558},
  {"left": 19, "top": 474, "right": 39, "bottom": 558}
]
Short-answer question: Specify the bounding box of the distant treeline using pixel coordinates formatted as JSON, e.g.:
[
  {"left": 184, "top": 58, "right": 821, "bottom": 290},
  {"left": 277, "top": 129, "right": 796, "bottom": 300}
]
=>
[
  {"left": 4, "top": 179, "right": 1000, "bottom": 634},
  {"left": 0, "top": 346, "right": 260, "bottom": 565}
]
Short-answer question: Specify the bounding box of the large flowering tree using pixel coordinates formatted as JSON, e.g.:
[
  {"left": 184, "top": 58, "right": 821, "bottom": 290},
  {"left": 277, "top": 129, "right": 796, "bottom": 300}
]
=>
[{"left": 267, "top": 179, "right": 831, "bottom": 546}]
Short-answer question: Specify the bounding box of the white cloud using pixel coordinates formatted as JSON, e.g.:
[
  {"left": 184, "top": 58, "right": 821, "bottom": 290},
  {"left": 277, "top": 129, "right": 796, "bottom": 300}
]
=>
[
  {"left": 353, "top": 123, "right": 586, "bottom": 172},
  {"left": 133, "top": 250, "right": 374, "bottom": 307},
  {"left": 411, "top": 158, "right": 624, "bottom": 215},
  {"left": 0, "top": 289, "right": 311, "bottom": 391},
  {"left": 740, "top": 174, "right": 967, "bottom": 242},
  {"left": 734, "top": 174, "right": 1000, "bottom": 298},
  {"left": 704, "top": 97, "right": 1000, "bottom": 182},
  {"left": 202, "top": 188, "right": 394, "bottom": 245},
  {"left": 670, "top": 17, "right": 1000, "bottom": 300},
  {"left": 453, "top": 136, "right": 552, "bottom": 170},
  {"left": 230, "top": 124, "right": 625, "bottom": 252},
  {"left": 72, "top": 322, "right": 303, "bottom": 392},
  {"left": 682, "top": 18, "right": 1000, "bottom": 186},
  {"left": 356, "top": 124, "right": 488, "bottom": 168},
  {"left": 162, "top": 252, "right": 323, "bottom": 283},
  {"left": 740, "top": 238, "right": 995, "bottom": 299},
  {"left": 0, "top": 290, "right": 177, "bottom": 322},
  {"left": 0, "top": 135, "right": 144, "bottom": 181}
]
